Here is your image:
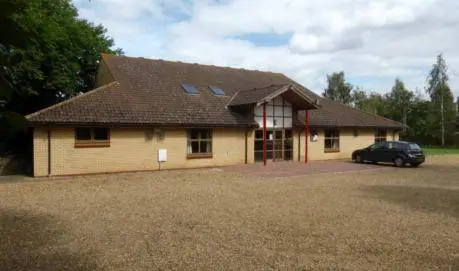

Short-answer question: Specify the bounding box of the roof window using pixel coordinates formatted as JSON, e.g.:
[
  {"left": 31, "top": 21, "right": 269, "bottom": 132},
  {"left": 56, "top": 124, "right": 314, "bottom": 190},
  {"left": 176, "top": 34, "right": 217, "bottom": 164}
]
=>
[
  {"left": 182, "top": 84, "right": 198, "bottom": 94},
  {"left": 209, "top": 86, "right": 225, "bottom": 96}
]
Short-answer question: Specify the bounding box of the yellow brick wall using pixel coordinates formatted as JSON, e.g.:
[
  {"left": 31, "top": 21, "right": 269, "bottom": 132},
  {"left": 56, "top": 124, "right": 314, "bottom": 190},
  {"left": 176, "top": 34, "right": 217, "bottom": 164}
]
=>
[
  {"left": 32, "top": 126, "right": 400, "bottom": 176},
  {"left": 33, "top": 129, "right": 49, "bottom": 177},
  {"left": 247, "top": 129, "right": 255, "bottom": 163},
  {"left": 33, "top": 127, "right": 250, "bottom": 176},
  {"left": 299, "top": 128, "right": 400, "bottom": 161}
]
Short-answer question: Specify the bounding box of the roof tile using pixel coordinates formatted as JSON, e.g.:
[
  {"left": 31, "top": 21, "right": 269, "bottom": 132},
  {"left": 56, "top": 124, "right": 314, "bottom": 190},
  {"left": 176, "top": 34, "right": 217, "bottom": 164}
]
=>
[{"left": 26, "top": 54, "right": 402, "bottom": 129}]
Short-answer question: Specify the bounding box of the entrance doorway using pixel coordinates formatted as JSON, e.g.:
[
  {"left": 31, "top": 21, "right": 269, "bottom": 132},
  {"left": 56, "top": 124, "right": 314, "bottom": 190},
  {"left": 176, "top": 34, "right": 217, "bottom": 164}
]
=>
[{"left": 254, "top": 129, "right": 293, "bottom": 162}]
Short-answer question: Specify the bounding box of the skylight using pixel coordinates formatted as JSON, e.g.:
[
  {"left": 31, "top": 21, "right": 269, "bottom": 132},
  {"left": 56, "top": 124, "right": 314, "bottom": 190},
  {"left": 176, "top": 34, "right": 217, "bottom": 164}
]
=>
[
  {"left": 182, "top": 83, "right": 198, "bottom": 94},
  {"left": 209, "top": 86, "right": 225, "bottom": 96}
]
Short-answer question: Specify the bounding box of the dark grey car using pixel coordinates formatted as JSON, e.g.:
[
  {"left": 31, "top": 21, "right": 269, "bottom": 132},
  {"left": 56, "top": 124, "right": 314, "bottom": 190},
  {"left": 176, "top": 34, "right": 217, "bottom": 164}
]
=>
[{"left": 352, "top": 141, "right": 425, "bottom": 167}]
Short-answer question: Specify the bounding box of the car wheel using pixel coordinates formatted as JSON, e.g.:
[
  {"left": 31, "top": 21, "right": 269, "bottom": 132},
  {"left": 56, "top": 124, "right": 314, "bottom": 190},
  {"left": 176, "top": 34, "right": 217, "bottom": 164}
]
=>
[
  {"left": 355, "top": 154, "right": 363, "bottom": 163},
  {"left": 394, "top": 157, "right": 405, "bottom": 167},
  {"left": 411, "top": 163, "right": 421, "bottom": 167}
]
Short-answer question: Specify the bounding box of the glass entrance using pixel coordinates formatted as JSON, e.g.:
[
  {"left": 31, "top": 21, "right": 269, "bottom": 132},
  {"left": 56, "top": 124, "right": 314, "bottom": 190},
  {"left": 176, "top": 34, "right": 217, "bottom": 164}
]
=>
[{"left": 254, "top": 129, "right": 293, "bottom": 162}]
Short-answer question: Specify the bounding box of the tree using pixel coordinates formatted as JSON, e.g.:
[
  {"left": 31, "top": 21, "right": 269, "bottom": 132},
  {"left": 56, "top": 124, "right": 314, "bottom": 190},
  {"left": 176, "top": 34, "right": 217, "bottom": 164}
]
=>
[
  {"left": 0, "top": 0, "right": 123, "bottom": 152},
  {"left": 387, "top": 78, "right": 414, "bottom": 132},
  {"left": 425, "top": 54, "right": 455, "bottom": 146},
  {"left": 323, "top": 71, "right": 353, "bottom": 105},
  {"left": 351, "top": 87, "right": 368, "bottom": 110}
]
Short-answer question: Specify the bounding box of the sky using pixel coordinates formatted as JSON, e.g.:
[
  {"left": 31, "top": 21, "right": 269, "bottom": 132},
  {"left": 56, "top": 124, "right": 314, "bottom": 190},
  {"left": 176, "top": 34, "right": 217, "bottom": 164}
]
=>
[{"left": 73, "top": 0, "right": 459, "bottom": 97}]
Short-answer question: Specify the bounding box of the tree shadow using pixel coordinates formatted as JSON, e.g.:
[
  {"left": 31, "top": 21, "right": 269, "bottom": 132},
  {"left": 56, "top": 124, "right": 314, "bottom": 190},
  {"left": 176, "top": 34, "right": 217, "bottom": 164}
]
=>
[
  {"left": 0, "top": 209, "right": 100, "bottom": 270},
  {"left": 363, "top": 185, "right": 459, "bottom": 219},
  {"left": 0, "top": 155, "right": 30, "bottom": 176}
]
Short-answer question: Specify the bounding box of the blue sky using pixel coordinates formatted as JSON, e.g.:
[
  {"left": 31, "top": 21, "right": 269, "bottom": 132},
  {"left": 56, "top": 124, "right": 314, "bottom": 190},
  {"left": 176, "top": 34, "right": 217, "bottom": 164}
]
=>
[{"left": 73, "top": 0, "right": 459, "bottom": 97}]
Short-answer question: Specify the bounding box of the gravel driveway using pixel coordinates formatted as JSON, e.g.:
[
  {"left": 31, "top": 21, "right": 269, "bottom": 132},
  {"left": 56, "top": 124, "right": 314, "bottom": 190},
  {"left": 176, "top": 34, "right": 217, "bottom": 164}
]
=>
[{"left": 0, "top": 156, "right": 458, "bottom": 270}]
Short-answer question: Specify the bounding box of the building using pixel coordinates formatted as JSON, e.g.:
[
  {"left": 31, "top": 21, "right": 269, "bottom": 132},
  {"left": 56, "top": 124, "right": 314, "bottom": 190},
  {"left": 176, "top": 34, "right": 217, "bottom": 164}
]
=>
[{"left": 26, "top": 54, "right": 402, "bottom": 177}]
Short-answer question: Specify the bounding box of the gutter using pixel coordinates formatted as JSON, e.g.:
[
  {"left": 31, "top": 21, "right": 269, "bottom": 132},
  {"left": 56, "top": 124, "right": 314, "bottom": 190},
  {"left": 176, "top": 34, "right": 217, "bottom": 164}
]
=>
[{"left": 47, "top": 129, "right": 51, "bottom": 176}]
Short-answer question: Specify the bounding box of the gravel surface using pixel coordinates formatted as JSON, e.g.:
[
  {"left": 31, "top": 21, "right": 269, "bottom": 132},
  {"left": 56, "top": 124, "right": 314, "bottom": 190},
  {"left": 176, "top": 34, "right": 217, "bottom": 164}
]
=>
[{"left": 0, "top": 156, "right": 458, "bottom": 270}]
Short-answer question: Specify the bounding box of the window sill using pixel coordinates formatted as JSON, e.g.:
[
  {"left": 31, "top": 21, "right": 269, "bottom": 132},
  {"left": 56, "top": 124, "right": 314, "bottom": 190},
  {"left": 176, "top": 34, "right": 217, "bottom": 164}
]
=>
[
  {"left": 187, "top": 153, "right": 213, "bottom": 159},
  {"left": 75, "top": 143, "right": 110, "bottom": 148},
  {"left": 324, "top": 148, "right": 340, "bottom": 153}
]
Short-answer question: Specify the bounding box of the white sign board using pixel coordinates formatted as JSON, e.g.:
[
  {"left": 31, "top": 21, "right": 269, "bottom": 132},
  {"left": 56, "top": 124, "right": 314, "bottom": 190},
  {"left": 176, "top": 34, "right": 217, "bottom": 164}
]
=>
[{"left": 158, "top": 149, "right": 167, "bottom": 162}]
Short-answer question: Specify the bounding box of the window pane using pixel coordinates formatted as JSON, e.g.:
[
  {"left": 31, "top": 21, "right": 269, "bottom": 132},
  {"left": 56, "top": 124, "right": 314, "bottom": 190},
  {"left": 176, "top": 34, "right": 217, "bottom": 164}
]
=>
[
  {"left": 332, "top": 139, "right": 340, "bottom": 149},
  {"left": 254, "top": 141, "right": 263, "bottom": 151},
  {"left": 191, "top": 141, "right": 199, "bottom": 153},
  {"left": 284, "top": 139, "right": 293, "bottom": 150},
  {"left": 284, "top": 150, "right": 293, "bottom": 160},
  {"left": 254, "top": 151, "right": 263, "bottom": 162},
  {"left": 409, "top": 143, "right": 421, "bottom": 150},
  {"left": 75, "top": 128, "right": 91, "bottom": 140},
  {"left": 255, "top": 130, "right": 263, "bottom": 139},
  {"left": 273, "top": 150, "right": 282, "bottom": 160},
  {"left": 325, "top": 139, "right": 332, "bottom": 149},
  {"left": 94, "top": 128, "right": 109, "bottom": 140},
  {"left": 285, "top": 130, "right": 293, "bottom": 139},
  {"left": 201, "top": 130, "right": 212, "bottom": 139},
  {"left": 266, "top": 151, "right": 273, "bottom": 159},
  {"left": 266, "top": 140, "right": 273, "bottom": 150},
  {"left": 189, "top": 130, "right": 199, "bottom": 139},
  {"left": 199, "top": 141, "right": 212, "bottom": 153}
]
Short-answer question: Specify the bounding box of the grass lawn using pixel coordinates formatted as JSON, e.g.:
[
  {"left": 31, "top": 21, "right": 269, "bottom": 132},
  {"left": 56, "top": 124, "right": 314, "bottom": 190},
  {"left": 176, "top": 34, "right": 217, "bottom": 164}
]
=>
[
  {"left": 424, "top": 147, "right": 459, "bottom": 155},
  {"left": 0, "top": 156, "right": 458, "bottom": 270}
]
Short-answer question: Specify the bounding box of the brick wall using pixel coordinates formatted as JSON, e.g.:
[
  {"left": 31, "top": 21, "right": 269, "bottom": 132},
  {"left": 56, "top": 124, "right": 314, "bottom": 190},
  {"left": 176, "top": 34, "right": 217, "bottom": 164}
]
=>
[
  {"left": 33, "top": 129, "right": 49, "bottom": 176},
  {"left": 33, "top": 127, "right": 250, "bottom": 177},
  {"left": 298, "top": 128, "right": 400, "bottom": 161},
  {"left": 33, "top": 126, "right": 400, "bottom": 176}
]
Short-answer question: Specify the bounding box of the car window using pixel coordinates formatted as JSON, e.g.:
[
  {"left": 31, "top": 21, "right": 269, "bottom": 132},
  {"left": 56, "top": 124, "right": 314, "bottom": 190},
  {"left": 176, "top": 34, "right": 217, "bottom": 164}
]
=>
[
  {"left": 371, "top": 142, "right": 388, "bottom": 150},
  {"left": 408, "top": 143, "right": 421, "bottom": 150},
  {"left": 388, "top": 142, "right": 396, "bottom": 149}
]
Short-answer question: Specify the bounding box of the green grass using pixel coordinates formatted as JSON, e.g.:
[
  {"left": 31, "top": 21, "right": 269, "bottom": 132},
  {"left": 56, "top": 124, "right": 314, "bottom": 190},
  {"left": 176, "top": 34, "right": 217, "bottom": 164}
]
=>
[{"left": 423, "top": 147, "right": 459, "bottom": 155}]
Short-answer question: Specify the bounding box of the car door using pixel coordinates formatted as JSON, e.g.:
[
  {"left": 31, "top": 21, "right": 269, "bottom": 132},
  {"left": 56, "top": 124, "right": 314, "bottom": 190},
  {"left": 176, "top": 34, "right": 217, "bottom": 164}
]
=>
[
  {"left": 368, "top": 142, "right": 389, "bottom": 162},
  {"left": 385, "top": 142, "right": 399, "bottom": 162}
]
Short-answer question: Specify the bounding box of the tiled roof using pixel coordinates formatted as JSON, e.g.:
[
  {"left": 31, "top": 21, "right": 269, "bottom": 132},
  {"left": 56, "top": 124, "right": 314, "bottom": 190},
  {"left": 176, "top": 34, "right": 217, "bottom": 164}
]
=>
[{"left": 26, "top": 54, "right": 403, "bottom": 129}]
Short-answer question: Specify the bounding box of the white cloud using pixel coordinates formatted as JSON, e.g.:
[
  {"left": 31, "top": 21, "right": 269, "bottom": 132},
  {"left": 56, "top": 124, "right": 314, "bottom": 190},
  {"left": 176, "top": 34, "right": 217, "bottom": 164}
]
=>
[{"left": 73, "top": 0, "right": 459, "bottom": 97}]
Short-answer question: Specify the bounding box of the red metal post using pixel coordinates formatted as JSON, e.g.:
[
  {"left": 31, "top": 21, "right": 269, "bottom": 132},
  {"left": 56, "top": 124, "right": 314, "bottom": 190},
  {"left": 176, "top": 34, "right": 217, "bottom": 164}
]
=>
[
  {"left": 305, "top": 110, "right": 309, "bottom": 164},
  {"left": 263, "top": 103, "right": 267, "bottom": 166}
]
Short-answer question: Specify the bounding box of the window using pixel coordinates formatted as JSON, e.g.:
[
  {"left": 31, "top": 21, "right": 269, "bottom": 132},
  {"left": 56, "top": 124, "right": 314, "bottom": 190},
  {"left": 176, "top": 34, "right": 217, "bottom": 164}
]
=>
[
  {"left": 371, "top": 141, "right": 388, "bottom": 150},
  {"left": 253, "top": 129, "right": 293, "bottom": 162},
  {"left": 324, "top": 130, "right": 340, "bottom": 152},
  {"left": 408, "top": 143, "right": 421, "bottom": 150},
  {"left": 375, "top": 129, "right": 387, "bottom": 143},
  {"left": 209, "top": 86, "right": 225, "bottom": 96},
  {"left": 75, "top": 128, "right": 110, "bottom": 147},
  {"left": 254, "top": 96, "right": 293, "bottom": 129},
  {"left": 182, "top": 83, "right": 198, "bottom": 94},
  {"left": 187, "top": 129, "right": 212, "bottom": 158}
]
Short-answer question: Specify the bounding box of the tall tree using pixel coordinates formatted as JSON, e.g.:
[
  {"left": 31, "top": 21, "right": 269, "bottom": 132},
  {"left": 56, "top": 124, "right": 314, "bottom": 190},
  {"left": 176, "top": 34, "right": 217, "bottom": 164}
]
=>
[
  {"left": 425, "top": 54, "right": 455, "bottom": 146},
  {"left": 0, "top": 0, "right": 123, "bottom": 152},
  {"left": 323, "top": 71, "right": 353, "bottom": 105},
  {"left": 387, "top": 78, "right": 414, "bottom": 132},
  {"left": 351, "top": 87, "right": 368, "bottom": 110}
]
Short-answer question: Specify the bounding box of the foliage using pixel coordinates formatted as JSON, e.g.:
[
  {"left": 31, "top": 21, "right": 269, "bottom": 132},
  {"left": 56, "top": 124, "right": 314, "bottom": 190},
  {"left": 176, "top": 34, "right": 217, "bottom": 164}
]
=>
[
  {"left": 323, "top": 71, "right": 353, "bottom": 106},
  {"left": 424, "top": 54, "right": 456, "bottom": 146},
  {"left": 345, "top": 55, "right": 456, "bottom": 147},
  {"left": 423, "top": 147, "right": 459, "bottom": 155},
  {"left": 386, "top": 78, "right": 414, "bottom": 130},
  {"left": 0, "top": 0, "right": 122, "bottom": 152}
]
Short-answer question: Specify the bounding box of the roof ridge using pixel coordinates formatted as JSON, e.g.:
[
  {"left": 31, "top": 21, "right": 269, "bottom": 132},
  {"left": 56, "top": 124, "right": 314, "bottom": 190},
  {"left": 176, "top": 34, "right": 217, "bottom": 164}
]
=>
[
  {"left": 239, "top": 83, "right": 288, "bottom": 92},
  {"left": 102, "top": 54, "right": 284, "bottom": 75},
  {"left": 329, "top": 99, "right": 402, "bottom": 125},
  {"left": 26, "top": 81, "right": 120, "bottom": 120}
]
